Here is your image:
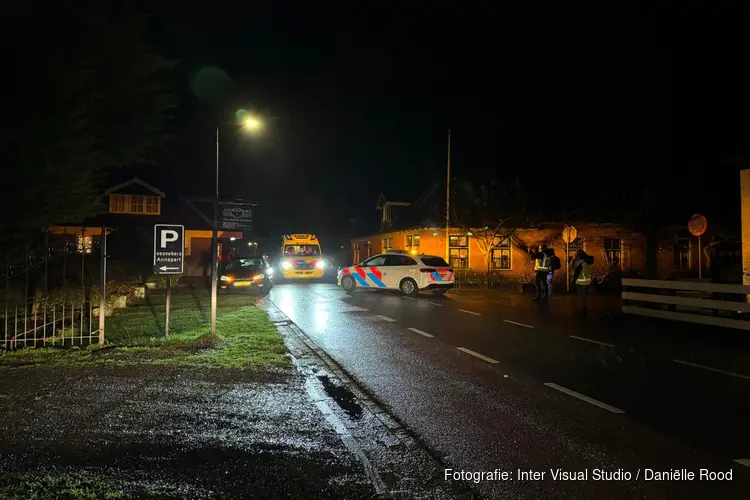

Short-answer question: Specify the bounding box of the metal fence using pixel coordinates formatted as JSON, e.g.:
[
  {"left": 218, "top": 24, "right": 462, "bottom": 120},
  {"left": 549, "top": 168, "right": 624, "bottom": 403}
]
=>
[
  {"left": 1, "top": 228, "right": 108, "bottom": 351},
  {"left": 2, "top": 299, "right": 99, "bottom": 349}
]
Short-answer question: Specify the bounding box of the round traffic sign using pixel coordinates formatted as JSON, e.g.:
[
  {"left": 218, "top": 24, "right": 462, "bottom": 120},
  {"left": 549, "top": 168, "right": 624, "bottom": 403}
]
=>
[
  {"left": 688, "top": 214, "right": 707, "bottom": 236},
  {"left": 562, "top": 226, "right": 577, "bottom": 244}
]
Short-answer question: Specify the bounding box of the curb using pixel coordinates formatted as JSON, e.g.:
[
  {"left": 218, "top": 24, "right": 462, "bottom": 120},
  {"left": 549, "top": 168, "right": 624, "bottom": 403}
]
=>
[{"left": 260, "top": 297, "right": 480, "bottom": 500}]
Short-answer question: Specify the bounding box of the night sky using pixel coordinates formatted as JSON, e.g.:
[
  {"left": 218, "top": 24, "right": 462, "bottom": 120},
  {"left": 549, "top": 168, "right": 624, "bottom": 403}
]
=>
[{"left": 142, "top": 3, "right": 749, "bottom": 247}]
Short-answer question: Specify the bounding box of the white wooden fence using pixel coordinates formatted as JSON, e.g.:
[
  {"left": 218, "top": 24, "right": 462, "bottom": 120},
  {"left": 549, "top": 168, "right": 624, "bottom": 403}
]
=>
[{"left": 621, "top": 278, "right": 750, "bottom": 330}]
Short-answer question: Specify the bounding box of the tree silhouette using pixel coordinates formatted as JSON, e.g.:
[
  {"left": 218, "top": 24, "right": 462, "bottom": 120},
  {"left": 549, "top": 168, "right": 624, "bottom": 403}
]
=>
[{"left": 0, "top": 2, "right": 178, "bottom": 243}]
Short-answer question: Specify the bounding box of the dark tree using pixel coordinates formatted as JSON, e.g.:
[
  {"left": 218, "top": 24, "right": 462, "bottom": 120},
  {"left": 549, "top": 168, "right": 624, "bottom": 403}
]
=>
[{"left": 0, "top": 2, "right": 177, "bottom": 242}]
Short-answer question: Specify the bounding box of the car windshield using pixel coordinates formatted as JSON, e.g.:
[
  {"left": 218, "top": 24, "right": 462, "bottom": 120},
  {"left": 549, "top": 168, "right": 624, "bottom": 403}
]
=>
[
  {"left": 225, "top": 258, "right": 263, "bottom": 273},
  {"left": 420, "top": 257, "right": 450, "bottom": 267},
  {"left": 284, "top": 245, "right": 320, "bottom": 257}
]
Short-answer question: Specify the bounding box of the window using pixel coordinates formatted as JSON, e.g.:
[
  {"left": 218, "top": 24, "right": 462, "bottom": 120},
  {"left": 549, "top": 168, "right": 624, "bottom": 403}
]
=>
[
  {"left": 130, "top": 195, "right": 144, "bottom": 213},
  {"left": 491, "top": 237, "right": 511, "bottom": 270},
  {"left": 367, "top": 241, "right": 372, "bottom": 258},
  {"left": 384, "top": 255, "right": 417, "bottom": 266},
  {"left": 421, "top": 256, "right": 450, "bottom": 267},
  {"left": 363, "top": 255, "right": 386, "bottom": 267},
  {"left": 145, "top": 196, "right": 160, "bottom": 214},
  {"left": 604, "top": 238, "right": 622, "bottom": 269},
  {"left": 353, "top": 242, "right": 360, "bottom": 264},
  {"left": 109, "top": 195, "right": 126, "bottom": 213},
  {"left": 284, "top": 245, "right": 321, "bottom": 257},
  {"left": 449, "top": 234, "right": 469, "bottom": 268},
  {"left": 382, "top": 237, "right": 393, "bottom": 251},
  {"left": 406, "top": 234, "right": 421, "bottom": 251},
  {"left": 77, "top": 235, "right": 92, "bottom": 254},
  {"left": 674, "top": 239, "right": 691, "bottom": 269}
]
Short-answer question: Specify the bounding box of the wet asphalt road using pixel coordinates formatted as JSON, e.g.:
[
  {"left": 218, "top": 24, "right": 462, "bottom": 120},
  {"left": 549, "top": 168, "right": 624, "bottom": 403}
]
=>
[
  {"left": 269, "top": 282, "right": 750, "bottom": 499},
  {"left": 0, "top": 365, "right": 375, "bottom": 499}
]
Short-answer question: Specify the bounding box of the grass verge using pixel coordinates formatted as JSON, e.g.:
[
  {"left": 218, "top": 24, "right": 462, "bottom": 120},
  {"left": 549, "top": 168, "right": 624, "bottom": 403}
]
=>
[{"left": 0, "top": 290, "right": 289, "bottom": 369}]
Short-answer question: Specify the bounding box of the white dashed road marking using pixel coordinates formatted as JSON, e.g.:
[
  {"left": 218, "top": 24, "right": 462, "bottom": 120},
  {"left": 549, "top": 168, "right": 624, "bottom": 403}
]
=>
[
  {"left": 347, "top": 307, "right": 369, "bottom": 312},
  {"left": 569, "top": 335, "right": 615, "bottom": 347},
  {"left": 735, "top": 458, "right": 750, "bottom": 468},
  {"left": 503, "top": 319, "right": 535, "bottom": 329},
  {"left": 458, "top": 309, "right": 482, "bottom": 316},
  {"left": 672, "top": 359, "right": 750, "bottom": 380},
  {"left": 544, "top": 383, "right": 625, "bottom": 414},
  {"left": 407, "top": 327, "right": 434, "bottom": 338},
  {"left": 457, "top": 347, "right": 499, "bottom": 364},
  {"left": 426, "top": 301, "right": 443, "bottom": 307},
  {"left": 376, "top": 315, "right": 397, "bottom": 322}
]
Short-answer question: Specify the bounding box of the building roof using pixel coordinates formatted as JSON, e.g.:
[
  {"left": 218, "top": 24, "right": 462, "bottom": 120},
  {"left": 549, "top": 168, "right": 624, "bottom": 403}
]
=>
[{"left": 105, "top": 177, "right": 166, "bottom": 197}]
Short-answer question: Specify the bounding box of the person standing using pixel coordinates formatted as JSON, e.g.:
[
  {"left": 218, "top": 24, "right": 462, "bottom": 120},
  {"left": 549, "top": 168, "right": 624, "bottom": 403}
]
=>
[
  {"left": 546, "top": 248, "right": 561, "bottom": 304},
  {"left": 570, "top": 248, "right": 594, "bottom": 316},
  {"left": 529, "top": 245, "right": 552, "bottom": 304}
]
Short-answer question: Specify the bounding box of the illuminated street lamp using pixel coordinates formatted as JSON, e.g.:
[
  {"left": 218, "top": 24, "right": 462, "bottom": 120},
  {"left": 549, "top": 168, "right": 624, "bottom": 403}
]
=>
[{"left": 211, "top": 111, "right": 265, "bottom": 334}]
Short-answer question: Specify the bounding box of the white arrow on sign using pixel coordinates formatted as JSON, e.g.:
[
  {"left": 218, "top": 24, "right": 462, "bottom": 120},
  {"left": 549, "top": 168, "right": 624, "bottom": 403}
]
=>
[{"left": 159, "top": 266, "right": 180, "bottom": 272}]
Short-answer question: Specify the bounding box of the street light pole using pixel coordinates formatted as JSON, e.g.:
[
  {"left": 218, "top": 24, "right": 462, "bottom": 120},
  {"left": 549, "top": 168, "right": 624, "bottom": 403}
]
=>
[
  {"left": 445, "top": 128, "right": 451, "bottom": 263},
  {"left": 211, "top": 126, "right": 219, "bottom": 335}
]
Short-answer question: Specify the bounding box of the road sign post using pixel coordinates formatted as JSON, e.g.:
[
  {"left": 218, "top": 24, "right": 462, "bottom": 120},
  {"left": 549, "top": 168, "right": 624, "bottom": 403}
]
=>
[
  {"left": 562, "top": 225, "right": 577, "bottom": 293},
  {"left": 165, "top": 275, "right": 171, "bottom": 337},
  {"left": 688, "top": 214, "right": 708, "bottom": 279},
  {"left": 154, "top": 225, "right": 184, "bottom": 337}
]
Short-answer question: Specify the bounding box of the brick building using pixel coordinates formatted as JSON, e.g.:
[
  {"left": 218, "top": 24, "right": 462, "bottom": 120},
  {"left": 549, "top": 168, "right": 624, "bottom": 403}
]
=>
[{"left": 350, "top": 223, "right": 647, "bottom": 285}]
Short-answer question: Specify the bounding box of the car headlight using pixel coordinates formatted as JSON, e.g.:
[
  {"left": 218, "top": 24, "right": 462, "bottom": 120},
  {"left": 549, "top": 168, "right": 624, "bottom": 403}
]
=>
[
  {"left": 316, "top": 260, "right": 325, "bottom": 269},
  {"left": 252, "top": 274, "right": 264, "bottom": 281},
  {"left": 281, "top": 261, "right": 292, "bottom": 270},
  {"left": 266, "top": 267, "right": 274, "bottom": 276},
  {"left": 221, "top": 275, "right": 233, "bottom": 283}
]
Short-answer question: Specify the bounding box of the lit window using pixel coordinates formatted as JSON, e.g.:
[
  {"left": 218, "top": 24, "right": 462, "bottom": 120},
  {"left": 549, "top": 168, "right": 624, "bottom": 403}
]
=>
[
  {"left": 145, "top": 197, "right": 160, "bottom": 214},
  {"left": 449, "top": 234, "right": 469, "bottom": 268},
  {"left": 109, "top": 195, "right": 126, "bottom": 213},
  {"left": 382, "top": 237, "right": 393, "bottom": 251},
  {"left": 604, "top": 238, "right": 622, "bottom": 269},
  {"left": 77, "top": 235, "right": 93, "bottom": 254},
  {"left": 131, "top": 196, "right": 144, "bottom": 213},
  {"left": 491, "top": 237, "right": 511, "bottom": 270},
  {"left": 406, "top": 234, "right": 420, "bottom": 251}
]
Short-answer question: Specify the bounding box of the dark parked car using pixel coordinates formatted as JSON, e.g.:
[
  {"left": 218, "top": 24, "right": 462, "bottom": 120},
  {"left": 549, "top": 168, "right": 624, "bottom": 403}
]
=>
[{"left": 220, "top": 256, "right": 274, "bottom": 294}]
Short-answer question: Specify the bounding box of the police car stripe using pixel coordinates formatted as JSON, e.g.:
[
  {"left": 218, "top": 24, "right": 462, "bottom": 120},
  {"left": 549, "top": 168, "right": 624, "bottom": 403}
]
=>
[
  {"left": 430, "top": 271, "right": 443, "bottom": 282},
  {"left": 352, "top": 274, "right": 369, "bottom": 287},
  {"left": 367, "top": 273, "right": 386, "bottom": 287}
]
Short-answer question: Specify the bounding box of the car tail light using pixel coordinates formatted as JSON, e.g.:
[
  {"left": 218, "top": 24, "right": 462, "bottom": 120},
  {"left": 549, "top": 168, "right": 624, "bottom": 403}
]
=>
[{"left": 419, "top": 268, "right": 436, "bottom": 273}]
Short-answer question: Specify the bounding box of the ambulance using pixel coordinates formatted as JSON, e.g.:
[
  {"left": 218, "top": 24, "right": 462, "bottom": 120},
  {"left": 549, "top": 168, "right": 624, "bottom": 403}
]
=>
[{"left": 279, "top": 234, "right": 325, "bottom": 279}]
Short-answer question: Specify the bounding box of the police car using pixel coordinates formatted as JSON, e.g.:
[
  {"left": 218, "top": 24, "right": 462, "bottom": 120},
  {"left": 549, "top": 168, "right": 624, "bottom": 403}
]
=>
[{"left": 337, "top": 250, "right": 454, "bottom": 296}]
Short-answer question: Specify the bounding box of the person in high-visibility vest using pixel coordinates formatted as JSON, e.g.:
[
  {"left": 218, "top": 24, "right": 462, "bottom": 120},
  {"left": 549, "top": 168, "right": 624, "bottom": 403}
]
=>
[
  {"left": 570, "top": 248, "right": 595, "bottom": 316},
  {"left": 529, "top": 244, "right": 552, "bottom": 304}
]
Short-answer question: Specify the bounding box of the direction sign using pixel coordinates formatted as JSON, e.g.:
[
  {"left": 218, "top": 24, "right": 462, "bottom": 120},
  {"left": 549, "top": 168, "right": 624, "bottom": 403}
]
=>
[
  {"left": 220, "top": 205, "right": 253, "bottom": 230},
  {"left": 153, "top": 224, "right": 184, "bottom": 275}
]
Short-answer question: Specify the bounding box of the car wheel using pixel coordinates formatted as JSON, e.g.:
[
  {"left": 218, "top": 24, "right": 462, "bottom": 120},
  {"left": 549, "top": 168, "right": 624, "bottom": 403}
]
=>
[
  {"left": 400, "top": 277, "right": 419, "bottom": 297},
  {"left": 341, "top": 275, "right": 356, "bottom": 293},
  {"left": 431, "top": 288, "right": 448, "bottom": 296}
]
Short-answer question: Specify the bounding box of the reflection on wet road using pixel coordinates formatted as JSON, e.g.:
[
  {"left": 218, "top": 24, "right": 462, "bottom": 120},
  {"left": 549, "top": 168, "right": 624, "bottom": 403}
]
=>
[{"left": 270, "top": 283, "right": 750, "bottom": 499}]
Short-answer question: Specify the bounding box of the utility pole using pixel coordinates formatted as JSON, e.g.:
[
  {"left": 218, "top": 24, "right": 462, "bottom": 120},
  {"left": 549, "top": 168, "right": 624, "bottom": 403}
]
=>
[{"left": 445, "top": 129, "right": 451, "bottom": 263}]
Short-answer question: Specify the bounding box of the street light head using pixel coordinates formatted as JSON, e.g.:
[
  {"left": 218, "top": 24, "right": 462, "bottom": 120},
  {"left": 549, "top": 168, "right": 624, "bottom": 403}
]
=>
[{"left": 244, "top": 117, "right": 262, "bottom": 130}]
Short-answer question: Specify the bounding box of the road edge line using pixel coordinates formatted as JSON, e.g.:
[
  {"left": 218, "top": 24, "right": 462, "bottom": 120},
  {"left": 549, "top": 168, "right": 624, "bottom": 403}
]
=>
[
  {"left": 568, "top": 335, "right": 615, "bottom": 347},
  {"left": 503, "top": 319, "right": 535, "bottom": 329}
]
